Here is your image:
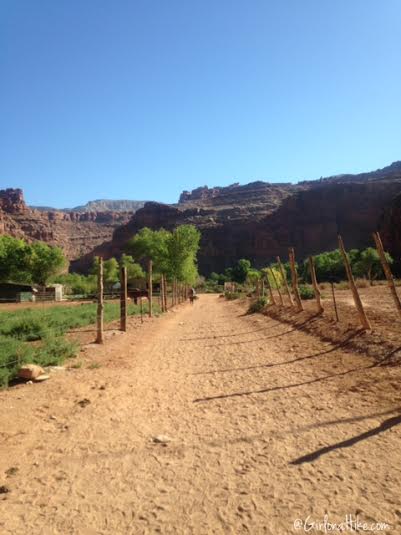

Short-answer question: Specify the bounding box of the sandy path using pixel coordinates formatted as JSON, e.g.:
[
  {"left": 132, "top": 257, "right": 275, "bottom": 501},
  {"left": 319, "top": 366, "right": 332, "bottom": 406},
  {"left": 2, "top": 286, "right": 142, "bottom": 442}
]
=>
[{"left": 1, "top": 295, "right": 400, "bottom": 534}]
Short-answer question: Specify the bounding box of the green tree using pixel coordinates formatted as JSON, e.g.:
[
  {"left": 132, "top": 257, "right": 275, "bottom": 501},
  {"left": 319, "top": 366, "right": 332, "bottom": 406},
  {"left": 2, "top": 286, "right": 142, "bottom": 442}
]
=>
[
  {"left": 120, "top": 254, "right": 145, "bottom": 283},
  {"left": 127, "top": 225, "right": 201, "bottom": 284},
  {"left": 127, "top": 227, "right": 170, "bottom": 273},
  {"left": 353, "top": 247, "right": 392, "bottom": 284},
  {"left": 231, "top": 259, "right": 251, "bottom": 283},
  {"left": 0, "top": 235, "right": 32, "bottom": 283},
  {"left": 166, "top": 225, "right": 201, "bottom": 284},
  {"left": 29, "top": 242, "right": 66, "bottom": 286}
]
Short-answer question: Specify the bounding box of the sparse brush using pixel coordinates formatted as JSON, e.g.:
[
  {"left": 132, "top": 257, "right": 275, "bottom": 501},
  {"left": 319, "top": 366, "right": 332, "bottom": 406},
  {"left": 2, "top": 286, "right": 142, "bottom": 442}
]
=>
[
  {"left": 224, "top": 291, "right": 240, "bottom": 300},
  {"left": 355, "top": 278, "right": 369, "bottom": 288},
  {"left": 298, "top": 284, "right": 314, "bottom": 300},
  {"left": 247, "top": 297, "right": 268, "bottom": 313}
]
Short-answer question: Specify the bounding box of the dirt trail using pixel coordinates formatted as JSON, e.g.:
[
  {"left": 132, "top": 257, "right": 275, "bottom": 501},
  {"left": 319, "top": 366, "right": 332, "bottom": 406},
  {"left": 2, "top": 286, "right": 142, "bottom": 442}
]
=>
[{"left": 1, "top": 295, "right": 401, "bottom": 534}]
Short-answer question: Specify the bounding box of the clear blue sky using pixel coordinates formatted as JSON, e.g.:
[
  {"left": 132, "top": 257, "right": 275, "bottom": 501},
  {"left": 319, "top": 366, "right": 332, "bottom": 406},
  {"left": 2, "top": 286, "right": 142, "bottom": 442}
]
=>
[{"left": 1, "top": 0, "right": 400, "bottom": 208}]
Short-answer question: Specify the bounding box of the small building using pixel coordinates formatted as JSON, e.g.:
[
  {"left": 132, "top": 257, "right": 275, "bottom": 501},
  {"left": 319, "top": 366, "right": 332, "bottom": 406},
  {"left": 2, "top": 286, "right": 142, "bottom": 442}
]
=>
[
  {"left": 0, "top": 282, "right": 36, "bottom": 303},
  {"left": 36, "top": 284, "right": 64, "bottom": 302}
]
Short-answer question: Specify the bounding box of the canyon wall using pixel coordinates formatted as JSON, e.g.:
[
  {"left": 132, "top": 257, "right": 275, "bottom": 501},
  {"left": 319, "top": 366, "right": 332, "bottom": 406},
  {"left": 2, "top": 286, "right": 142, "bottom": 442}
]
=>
[
  {"left": 3, "top": 161, "right": 401, "bottom": 275},
  {"left": 0, "top": 189, "right": 131, "bottom": 261}
]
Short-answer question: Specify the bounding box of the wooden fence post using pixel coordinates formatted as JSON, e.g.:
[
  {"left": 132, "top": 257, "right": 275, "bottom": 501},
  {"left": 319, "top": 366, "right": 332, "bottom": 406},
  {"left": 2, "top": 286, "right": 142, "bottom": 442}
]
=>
[
  {"left": 338, "top": 235, "right": 371, "bottom": 330},
  {"left": 265, "top": 274, "right": 276, "bottom": 305},
  {"left": 163, "top": 275, "right": 168, "bottom": 310},
  {"left": 269, "top": 267, "right": 284, "bottom": 305},
  {"left": 308, "top": 256, "right": 323, "bottom": 314},
  {"left": 277, "top": 256, "right": 294, "bottom": 306},
  {"left": 373, "top": 231, "right": 401, "bottom": 318},
  {"left": 160, "top": 274, "right": 164, "bottom": 312},
  {"left": 96, "top": 257, "right": 104, "bottom": 344},
  {"left": 140, "top": 297, "right": 144, "bottom": 323},
  {"left": 288, "top": 248, "right": 303, "bottom": 311},
  {"left": 148, "top": 260, "right": 153, "bottom": 318},
  {"left": 120, "top": 266, "right": 127, "bottom": 331},
  {"left": 331, "top": 282, "right": 339, "bottom": 322}
]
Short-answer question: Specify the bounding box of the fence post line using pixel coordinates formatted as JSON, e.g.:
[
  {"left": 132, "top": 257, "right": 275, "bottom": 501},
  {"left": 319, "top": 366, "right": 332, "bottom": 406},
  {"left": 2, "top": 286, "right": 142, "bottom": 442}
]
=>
[
  {"left": 269, "top": 267, "right": 284, "bottom": 305},
  {"left": 288, "top": 248, "right": 304, "bottom": 311},
  {"left": 120, "top": 266, "right": 128, "bottom": 331},
  {"left": 331, "top": 282, "right": 339, "bottom": 322},
  {"left": 96, "top": 257, "right": 104, "bottom": 344},
  {"left": 338, "top": 235, "right": 371, "bottom": 330},
  {"left": 148, "top": 259, "right": 153, "bottom": 318},
  {"left": 276, "top": 256, "right": 294, "bottom": 307},
  {"left": 373, "top": 231, "right": 401, "bottom": 318},
  {"left": 308, "top": 256, "right": 323, "bottom": 314}
]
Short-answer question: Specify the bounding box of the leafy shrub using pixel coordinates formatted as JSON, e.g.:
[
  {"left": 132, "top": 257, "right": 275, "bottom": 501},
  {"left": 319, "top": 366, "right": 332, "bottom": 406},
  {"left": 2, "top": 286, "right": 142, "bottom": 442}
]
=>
[
  {"left": 248, "top": 297, "right": 268, "bottom": 313},
  {"left": 298, "top": 285, "right": 314, "bottom": 300}
]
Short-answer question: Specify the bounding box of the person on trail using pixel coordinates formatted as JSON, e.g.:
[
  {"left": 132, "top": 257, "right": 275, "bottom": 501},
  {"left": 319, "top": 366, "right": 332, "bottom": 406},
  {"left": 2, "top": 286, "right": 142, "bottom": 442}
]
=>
[{"left": 189, "top": 287, "right": 196, "bottom": 304}]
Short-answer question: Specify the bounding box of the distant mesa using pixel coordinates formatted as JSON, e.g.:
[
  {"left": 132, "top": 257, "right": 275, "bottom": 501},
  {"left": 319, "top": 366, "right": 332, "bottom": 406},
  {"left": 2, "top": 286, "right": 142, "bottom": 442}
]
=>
[{"left": 31, "top": 199, "right": 147, "bottom": 213}]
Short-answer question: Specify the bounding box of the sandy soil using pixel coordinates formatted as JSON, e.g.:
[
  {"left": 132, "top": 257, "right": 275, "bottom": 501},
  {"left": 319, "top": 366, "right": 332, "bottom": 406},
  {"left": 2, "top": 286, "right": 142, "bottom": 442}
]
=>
[{"left": 1, "top": 294, "right": 401, "bottom": 534}]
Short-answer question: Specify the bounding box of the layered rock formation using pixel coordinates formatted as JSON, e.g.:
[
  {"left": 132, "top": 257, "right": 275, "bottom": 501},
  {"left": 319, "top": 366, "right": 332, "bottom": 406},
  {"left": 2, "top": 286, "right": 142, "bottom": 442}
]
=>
[
  {"left": 72, "top": 162, "right": 401, "bottom": 274},
  {"left": 0, "top": 189, "right": 131, "bottom": 261},
  {"left": 3, "top": 161, "right": 401, "bottom": 275}
]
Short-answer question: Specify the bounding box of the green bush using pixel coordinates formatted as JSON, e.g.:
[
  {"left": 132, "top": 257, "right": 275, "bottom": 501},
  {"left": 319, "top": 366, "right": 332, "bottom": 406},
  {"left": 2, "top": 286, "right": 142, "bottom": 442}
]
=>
[
  {"left": 3, "top": 317, "right": 47, "bottom": 341},
  {"left": 298, "top": 285, "right": 314, "bottom": 300},
  {"left": 33, "top": 336, "right": 79, "bottom": 367},
  {"left": 248, "top": 297, "right": 268, "bottom": 313}
]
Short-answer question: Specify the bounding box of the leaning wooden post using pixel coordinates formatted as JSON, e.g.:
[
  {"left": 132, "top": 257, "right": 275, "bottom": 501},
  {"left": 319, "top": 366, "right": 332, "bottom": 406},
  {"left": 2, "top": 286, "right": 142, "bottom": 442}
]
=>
[
  {"left": 277, "top": 256, "right": 294, "bottom": 307},
  {"left": 308, "top": 256, "right": 323, "bottom": 314},
  {"left": 338, "top": 235, "right": 371, "bottom": 330},
  {"left": 148, "top": 259, "right": 153, "bottom": 318},
  {"left": 288, "top": 248, "right": 304, "bottom": 311},
  {"left": 120, "top": 266, "right": 128, "bottom": 331},
  {"left": 373, "top": 231, "right": 401, "bottom": 318},
  {"left": 265, "top": 274, "right": 276, "bottom": 305},
  {"left": 269, "top": 267, "right": 284, "bottom": 305},
  {"left": 140, "top": 297, "right": 144, "bottom": 323},
  {"left": 96, "top": 257, "right": 104, "bottom": 344},
  {"left": 331, "top": 282, "right": 339, "bottom": 322},
  {"left": 160, "top": 274, "right": 164, "bottom": 312},
  {"left": 163, "top": 276, "right": 168, "bottom": 311}
]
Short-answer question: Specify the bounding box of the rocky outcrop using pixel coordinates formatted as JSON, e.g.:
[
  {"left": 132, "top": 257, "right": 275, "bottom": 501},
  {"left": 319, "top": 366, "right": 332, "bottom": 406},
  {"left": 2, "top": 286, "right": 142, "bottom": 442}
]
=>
[{"left": 0, "top": 189, "right": 132, "bottom": 261}]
